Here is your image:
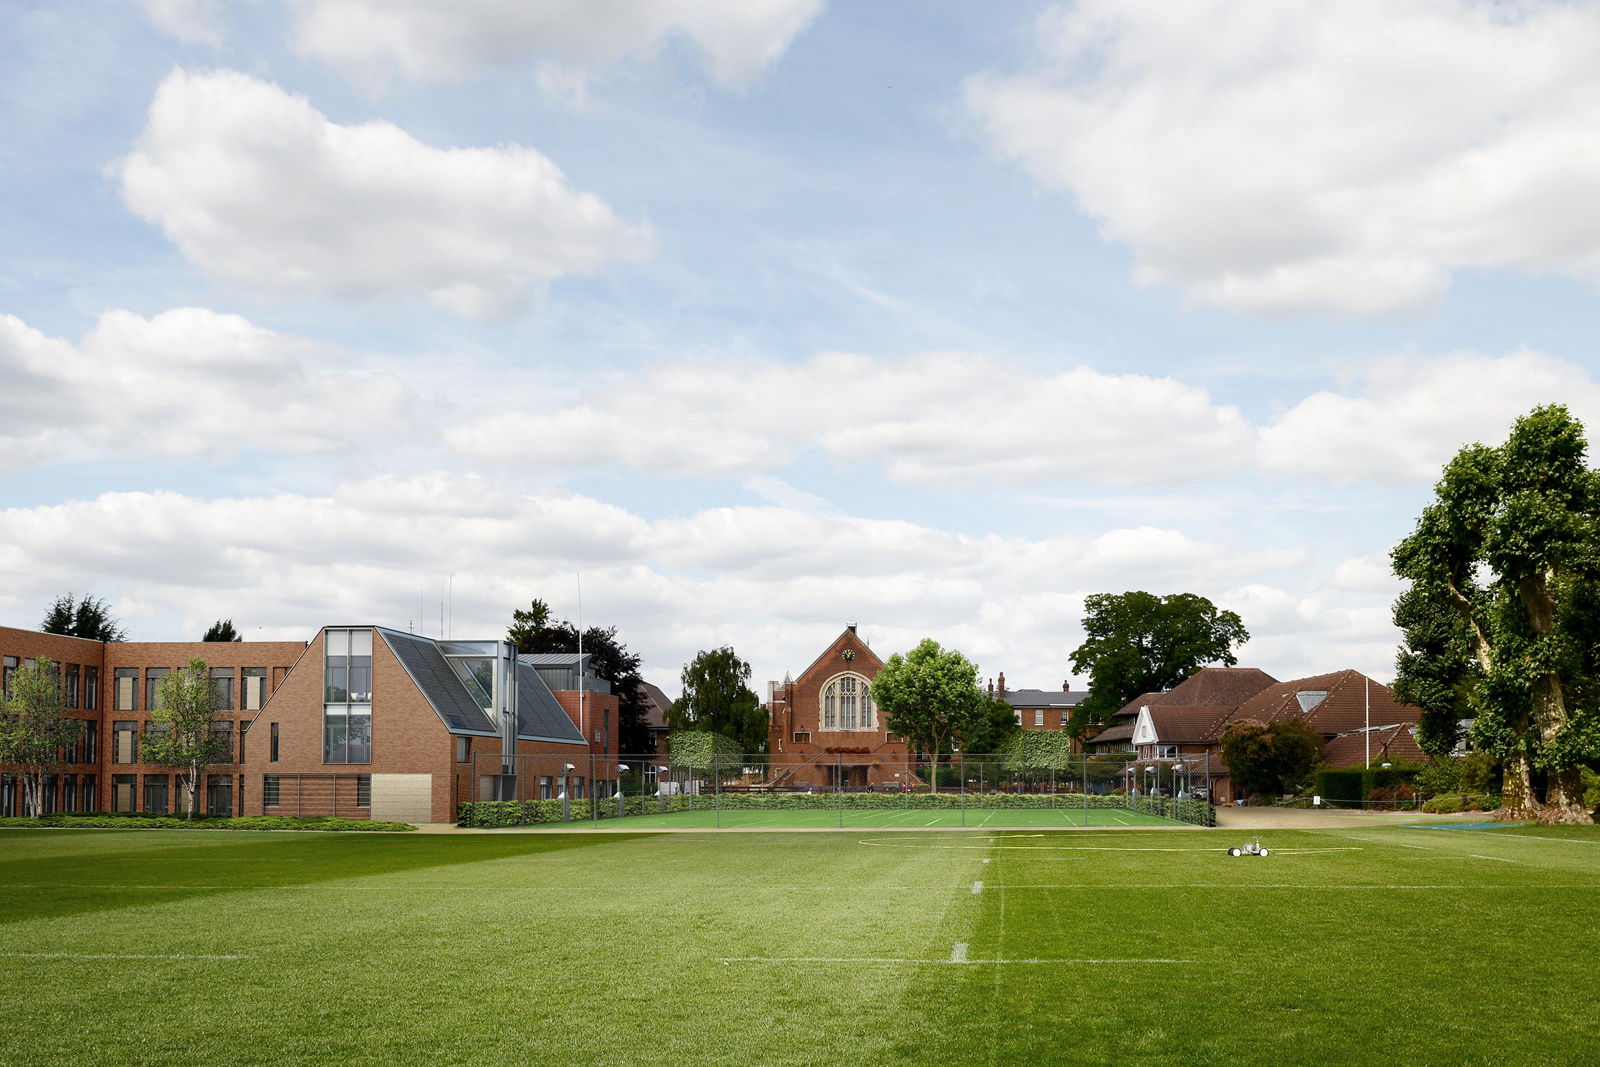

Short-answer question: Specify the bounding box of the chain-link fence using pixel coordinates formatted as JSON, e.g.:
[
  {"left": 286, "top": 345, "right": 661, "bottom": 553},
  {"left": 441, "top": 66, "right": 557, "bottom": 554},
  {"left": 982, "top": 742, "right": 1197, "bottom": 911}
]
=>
[{"left": 459, "top": 751, "right": 1218, "bottom": 828}]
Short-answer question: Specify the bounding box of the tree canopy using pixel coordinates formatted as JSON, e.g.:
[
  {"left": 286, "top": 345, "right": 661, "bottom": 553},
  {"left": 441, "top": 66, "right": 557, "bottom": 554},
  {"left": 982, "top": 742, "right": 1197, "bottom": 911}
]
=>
[
  {"left": 1392, "top": 404, "right": 1600, "bottom": 823},
  {"left": 669, "top": 646, "right": 767, "bottom": 754},
  {"left": 1219, "top": 718, "right": 1321, "bottom": 798},
  {"left": 203, "top": 619, "right": 242, "bottom": 642},
  {"left": 953, "top": 696, "right": 1019, "bottom": 755},
  {"left": 871, "top": 639, "right": 987, "bottom": 790},
  {"left": 0, "top": 658, "right": 82, "bottom": 817},
  {"left": 40, "top": 593, "right": 126, "bottom": 642},
  {"left": 1068, "top": 591, "right": 1248, "bottom": 732},
  {"left": 141, "top": 658, "right": 230, "bottom": 820},
  {"left": 508, "top": 598, "right": 650, "bottom": 753}
]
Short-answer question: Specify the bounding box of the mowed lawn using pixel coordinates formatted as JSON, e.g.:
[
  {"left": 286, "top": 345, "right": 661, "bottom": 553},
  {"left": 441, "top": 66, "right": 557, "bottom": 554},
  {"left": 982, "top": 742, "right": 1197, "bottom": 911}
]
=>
[
  {"left": 3, "top": 823, "right": 1598, "bottom": 1066},
  {"left": 532, "top": 806, "right": 1181, "bottom": 829}
]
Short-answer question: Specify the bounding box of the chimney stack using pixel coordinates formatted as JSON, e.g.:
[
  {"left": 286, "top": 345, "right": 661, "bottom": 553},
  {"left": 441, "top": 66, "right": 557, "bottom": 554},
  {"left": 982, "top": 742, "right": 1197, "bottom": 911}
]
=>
[
  {"left": 1063, "top": 680, "right": 1070, "bottom": 693},
  {"left": 998, "top": 671, "right": 1006, "bottom": 698},
  {"left": 987, "top": 678, "right": 994, "bottom": 696}
]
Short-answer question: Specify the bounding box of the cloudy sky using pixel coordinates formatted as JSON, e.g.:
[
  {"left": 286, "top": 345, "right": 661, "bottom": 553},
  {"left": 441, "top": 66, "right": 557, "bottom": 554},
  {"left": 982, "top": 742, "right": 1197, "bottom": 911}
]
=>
[{"left": 6, "top": 0, "right": 1600, "bottom": 696}]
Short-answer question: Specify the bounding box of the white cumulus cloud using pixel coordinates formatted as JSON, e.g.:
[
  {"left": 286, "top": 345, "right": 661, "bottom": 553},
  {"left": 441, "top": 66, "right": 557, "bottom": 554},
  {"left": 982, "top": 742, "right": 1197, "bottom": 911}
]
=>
[
  {"left": 118, "top": 68, "right": 653, "bottom": 318},
  {"left": 447, "top": 350, "right": 1256, "bottom": 487},
  {"left": 966, "top": 0, "right": 1600, "bottom": 314},
  {"left": 287, "top": 0, "right": 824, "bottom": 90},
  {"left": 0, "top": 307, "right": 415, "bottom": 466}
]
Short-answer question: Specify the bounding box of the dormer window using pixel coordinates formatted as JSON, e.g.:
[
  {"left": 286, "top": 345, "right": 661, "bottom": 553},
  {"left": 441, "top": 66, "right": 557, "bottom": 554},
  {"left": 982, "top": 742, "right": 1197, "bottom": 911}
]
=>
[{"left": 1296, "top": 691, "right": 1328, "bottom": 713}]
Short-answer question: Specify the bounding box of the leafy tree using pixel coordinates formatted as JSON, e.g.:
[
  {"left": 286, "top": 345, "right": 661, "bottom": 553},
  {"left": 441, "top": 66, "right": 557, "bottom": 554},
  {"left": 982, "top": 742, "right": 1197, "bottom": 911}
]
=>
[
  {"left": 0, "top": 658, "right": 83, "bottom": 817},
  {"left": 954, "top": 697, "right": 1019, "bottom": 755},
  {"left": 40, "top": 593, "right": 127, "bottom": 642},
  {"left": 1220, "top": 718, "right": 1321, "bottom": 797},
  {"left": 203, "top": 619, "right": 242, "bottom": 642},
  {"left": 871, "top": 639, "right": 987, "bottom": 792},
  {"left": 141, "top": 658, "right": 229, "bottom": 820},
  {"left": 1068, "top": 592, "right": 1248, "bottom": 734},
  {"left": 668, "top": 646, "right": 767, "bottom": 754},
  {"left": 1392, "top": 404, "right": 1600, "bottom": 822},
  {"left": 508, "top": 599, "right": 650, "bottom": 753},
  {"left": 1392, "top": 587, "right": 1478, "bottom": 757}
]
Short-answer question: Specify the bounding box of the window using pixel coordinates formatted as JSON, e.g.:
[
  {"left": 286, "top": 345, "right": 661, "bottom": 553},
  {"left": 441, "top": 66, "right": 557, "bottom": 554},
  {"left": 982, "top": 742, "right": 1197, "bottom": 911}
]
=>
[
  {"left": 210, "top": 721, "right": 234, "bottom": 764},
  {"left": 1035, "top": 709, "right": 1044, "bottom": 727},
  {"left": 81, "top": 776, "right": 96, "bottom": 812},
  {"left": 242, "top": 667, "right": 268, "bottom": 711},
  {"left": 1, "top": 656, "right": 15, "bottom": 698},
  {"left": 112, "top": 774, "right": 136, "bottom": 813},
  {"left": 792, "top": 731, "right": 811, "bottom": 744},
  {"left": 270, "top": 722, "right": 279, "bottom": 763},
  {"left": 114, "top": 668, "right": 138, "bottom": 711},
  {"left": 64, "top": 664, "right": 79, "bottom": 709},
  {"left": 143, "top": 775, "right": 169, "bottom": 815},
  {"left": 263, "top": 775, "right": 281, "bottom": 808},
  {"left": 144, "top": 721, "right": 169, "bottom": 750},
  {"left": 211, "top": 667, "right": 234, "bottom": 710},
  {"left": 1, "top": 774, "right": 14, "bottom": 818},
  {"left": 356, "top": 775, "right": 371, "bottom": 808},
  {"left": 84, "top": 666, "right": 98, "bottom": 710},
  {"left": 540, "top": 776, "right": 552, "bottom": 800},
  {"left": 42, "top": 774, "right": 57, "bottom": 814},
  {"left": 1155, "top": 745, "right": 1178, "bottom": 759},
  {"left": 574, "top": 777, "right": 585, "bottom": 799},
  {"left": 840, "top": 676, "right": 857, "bottom": 729},
  {"left": 323, "top": 630, "right": 372, "bottom": 764},
  {"left": 1014, "top": 710, "right": 1023, "bottom": 725},
  {"left": 238, "top": 723, "right": 245, "bottom": 765},
  {"left": 113, "top": 721, "right": 137, "bottom": 764},
  {"left": 821, "top": 674, "right": 873, "bottom": 731},
  {"left": 145, "top": 668, "right": 170, "bottom": 713},
  {"left": 83, "top": 721, "right": 97, "bottom": 764},
  {"left": 456, "top": 736, "right": 470, "bottom": 764},
  {"left": 206, "top": 775, "right": 233, "bottom": 817},
  {"left": 823, "top": 684, "right": 835, "bottom": 729}
]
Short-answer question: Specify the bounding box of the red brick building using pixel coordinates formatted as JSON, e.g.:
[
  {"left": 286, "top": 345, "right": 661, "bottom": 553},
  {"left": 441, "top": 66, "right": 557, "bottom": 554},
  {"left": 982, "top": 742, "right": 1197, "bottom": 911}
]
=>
[
  {"left": 765, "top": 624, "right": 907, "bottom": 790},
  {"left": 1, "top": 623, "right": 618, "bottom": 824}
]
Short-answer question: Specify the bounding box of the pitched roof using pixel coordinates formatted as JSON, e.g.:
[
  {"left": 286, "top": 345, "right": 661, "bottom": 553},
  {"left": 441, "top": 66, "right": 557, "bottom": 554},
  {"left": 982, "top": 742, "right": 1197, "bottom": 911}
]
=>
[
  {"left": 1086, "top": 722, "right": 1135, "bottom": 746},
  {"left": 1003, "top": 688, "right": 1087, "bottom": 709},
  {"left": 1139, "top": 705, "right": 1238, "bottom": 745},
  {"left": 1320, "top": 724, "right": 1427, "bottom": 769},
  {"left": 638, "top": 681, "right": 673, "bottom": 729},
  {"left": 1112, "top": 668, "right": 1279, "bottom": 719},
  {"left": 514, "top": 662, "right": 586, "bottom": 745},
  {"left": 380, "top": 629, "right": 498, "bottom": 735},
  {"left": 1226, "top": 670, "right": 1418, "bottom": 737}
]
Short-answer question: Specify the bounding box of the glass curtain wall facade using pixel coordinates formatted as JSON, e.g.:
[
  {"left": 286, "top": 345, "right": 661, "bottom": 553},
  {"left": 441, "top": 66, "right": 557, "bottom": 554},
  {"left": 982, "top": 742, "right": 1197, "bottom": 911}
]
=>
[{"left": 323, "top": 629, "right": 372, "bottom": 764}]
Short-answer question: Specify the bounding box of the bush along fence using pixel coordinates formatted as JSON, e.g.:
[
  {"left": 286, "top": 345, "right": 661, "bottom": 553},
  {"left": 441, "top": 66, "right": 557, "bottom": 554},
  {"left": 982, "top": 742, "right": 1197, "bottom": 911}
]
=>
[{"left": 457, "top": 751, "right": 1218, "bottom": 828}]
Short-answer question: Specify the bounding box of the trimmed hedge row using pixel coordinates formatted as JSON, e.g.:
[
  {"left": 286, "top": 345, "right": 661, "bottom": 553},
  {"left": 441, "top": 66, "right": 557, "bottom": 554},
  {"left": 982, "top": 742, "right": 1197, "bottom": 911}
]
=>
[
  {"left": 459, "top": 791, "right": 1217, "bottom": 826},
  {"left": 0, "top": 813, "right": 416, "bottom": 832}
]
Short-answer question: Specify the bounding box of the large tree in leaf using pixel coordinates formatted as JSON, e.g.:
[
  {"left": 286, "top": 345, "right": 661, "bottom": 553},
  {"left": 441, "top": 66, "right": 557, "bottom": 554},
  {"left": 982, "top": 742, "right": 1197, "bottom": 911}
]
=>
[
  {"left": 508, "top": 599, "right": 650, "bottom": 753},
  {"left": 1220, "top": 718, "right": 1321, "bottom": 798},
  {"left": 41, "top": 593, "right": 127, "bottom": 642},
  {"left": 668, "top": 646, "right": 767, "bottom": 754},
  {"left": 871, "top": 639, "right": 987, "bottom": 792},
  {"left": 141, "top": 658, "right": 230, "bottom": 820},
  {"left": 1392, "top": 404, "right": 1600, "bottom": 823},
  {"left": 0, "top": 658, "right": 83, "bottom": 817},
  {"left": 1068, "top": 592, "right": 1248, "bottom": 733}
]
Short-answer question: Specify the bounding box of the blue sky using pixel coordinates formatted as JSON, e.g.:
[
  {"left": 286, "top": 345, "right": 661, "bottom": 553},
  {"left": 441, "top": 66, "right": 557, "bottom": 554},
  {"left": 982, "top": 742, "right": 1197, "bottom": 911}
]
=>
[{"left": 6, "top": 0, "right": 1600, "bottom": 695}]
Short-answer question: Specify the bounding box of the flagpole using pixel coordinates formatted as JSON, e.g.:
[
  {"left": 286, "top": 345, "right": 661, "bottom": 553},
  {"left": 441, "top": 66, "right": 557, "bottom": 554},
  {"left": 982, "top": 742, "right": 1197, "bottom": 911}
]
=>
[{"left": 1365, "top": 675, "right": 1370, "bottom": 768}]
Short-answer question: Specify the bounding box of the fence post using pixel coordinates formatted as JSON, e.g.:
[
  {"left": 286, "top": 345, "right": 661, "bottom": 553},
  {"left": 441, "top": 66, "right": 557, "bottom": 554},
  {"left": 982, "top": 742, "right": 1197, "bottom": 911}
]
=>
[
  {"left": 715, "top": 752, "right": 720, "bottom": 829},
  {"left": 960, "top": 754, "right": 965, "bottom": 827},
  {"left": 837, "top": 752, "right": 843, "bottom": 828}
]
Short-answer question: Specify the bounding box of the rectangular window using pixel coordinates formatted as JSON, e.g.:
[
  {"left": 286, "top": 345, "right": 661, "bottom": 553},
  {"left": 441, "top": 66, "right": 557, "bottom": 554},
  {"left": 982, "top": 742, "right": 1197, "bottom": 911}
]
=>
[
  {"left": 540, "top": 775, "right": 552, "bottom": 800},
  {"left": 792, "top": 731, "right": 811, "bottom": 744},
  {"left": 84, "top": 666, "right": 98, "bottom": 710},
  {"left": 263, "top": 774, "right": 280, "bottom": 807},
  {"left": 42, "top": 774, "right": 57, "bottom": 814},
  {"left": 1014, "top": 710, "right": 1023, "bottom": 725},
  {"left": 2, "top": 655, "right": 16, "bottom": 698},
  {"left": 238, "top": 723, "right": 245, "bottom": 765},
  {"left": 81, "top": 776, "right": 96, "bottom": 812},
  {"left": 1, "top": 773, "right": 14, "bottom": 818},
  {"left": 1156, "top": 745, "right": 1178, "bottom": 759},
  {"left": 356, "top": 775, "right": 371, "bottom": 808},
  {"left": 1035, "top": 709, "right": 1044, "bottom": 727},
  {"left": 211, "top": 667, "right": 234, "bottom": 711},
  {"left": 113, "top": 721, "right": 137, "bottom": 764},
  {"left": 575, "top": 776, "right": 585, "bottom": 799},
  {"left": 323, "top": 629, "right": 372, "bottom": 764},
  {"left": 145, "top": 668, "right": 170, "bottom": 713},
  {"left": 64, "top": 664, "right": 79, "bottom": 709},
  {"left": 210, "top": 721, "right": 234, "bottom": 764},
  {"left": 84, "top": 721, "right": 97, "bottom": 765},
  {"left": 456, "top": 736, "right": 470, "bottom": 764},
  {"left": 270, "top": 722, "right": 279, "bottom": 763},
  {"left": 114, "top": 668, "right": 138, "bottom": 711},
  {"left": 242, "top": 667, "right": 267, "bottom": 711},
  {"left": 206, "top": 774, "right": 233, "bottom": 817},
  {"left": 61, "top": 775, "right": 77, "bottom": 812},
  {"left": 143, "top": 775, "right": 169, "bottom": 815},
  {"left": 112, "top": 774, "right": 136, "bottom": 813}
]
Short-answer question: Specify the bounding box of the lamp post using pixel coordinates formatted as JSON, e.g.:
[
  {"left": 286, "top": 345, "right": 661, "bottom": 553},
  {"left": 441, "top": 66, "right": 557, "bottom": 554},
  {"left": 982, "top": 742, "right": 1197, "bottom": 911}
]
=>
[
  {"left": 657, "top": 765, "right": 670, "bottom": 813},
  {"left": 561, "top": 763, "right": 575, "bottom": 822},
  {"left": 615, "top": 763, "right": 628, "bottom": 820}
]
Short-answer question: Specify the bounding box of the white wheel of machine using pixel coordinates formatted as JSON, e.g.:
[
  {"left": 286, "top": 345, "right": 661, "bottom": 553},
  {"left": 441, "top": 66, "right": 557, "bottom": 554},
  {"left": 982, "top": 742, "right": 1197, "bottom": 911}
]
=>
[
  {"left": 1259, "top": 848, "right": 1270, "bottom": 856},
  {"left": 1229, "top": 848, "right": 1242, "bottom": 856}
]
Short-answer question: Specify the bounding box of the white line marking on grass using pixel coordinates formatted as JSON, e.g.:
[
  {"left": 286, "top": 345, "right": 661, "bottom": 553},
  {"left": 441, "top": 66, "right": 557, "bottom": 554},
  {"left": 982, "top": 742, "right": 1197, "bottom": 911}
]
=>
[
  {"left": 716, "top": 956, "right": 1191, "bottom": 965},
  {"left": 951, "top": 942, "right": 969, "bottom": 963},
  {"left": 0, "top": 952, "right": 246, "bottom": 960},
  {"left": 982, "top": 858, "right": 991, "bottom": 864},
  {"left": 1468, "top": 854, "right": 1519, "bottom": 863},
  {"left": 972, "top": 880, "right": 984, "bottom": 894}
]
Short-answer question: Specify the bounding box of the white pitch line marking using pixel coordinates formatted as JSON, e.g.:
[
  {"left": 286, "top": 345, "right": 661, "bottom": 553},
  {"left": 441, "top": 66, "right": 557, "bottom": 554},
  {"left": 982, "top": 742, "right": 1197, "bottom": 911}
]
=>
[
  {"left": 0, "top": 952, "right": 247, "bottom": 960},
  {"left": 1469, "top": 854, "right": 1519, "bottom": 863},
  {"left": 982, "top": 858, "right": 991, "bottom": 864},
  {"left": 951, "top": 942, "right": 969, "bottom": 963},
  {"left": 717, "top": 956, "right": 1191, "bottom": 965},
  {"left": 972, "top": 880, "right": 984, "bottom": 894}
]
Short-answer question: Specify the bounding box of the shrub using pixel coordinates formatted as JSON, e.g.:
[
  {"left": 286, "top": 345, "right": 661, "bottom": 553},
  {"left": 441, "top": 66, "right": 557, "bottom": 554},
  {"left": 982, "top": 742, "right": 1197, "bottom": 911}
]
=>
[
  {"left": 1315, "top": 768, "right": 1364, "bottom": 808},
  {"left": 1415, "top": 758, "right": 1463, "bottom": 798},
  {"left": 1422, "top": 795, "right": 1465, "bottom": 814}
]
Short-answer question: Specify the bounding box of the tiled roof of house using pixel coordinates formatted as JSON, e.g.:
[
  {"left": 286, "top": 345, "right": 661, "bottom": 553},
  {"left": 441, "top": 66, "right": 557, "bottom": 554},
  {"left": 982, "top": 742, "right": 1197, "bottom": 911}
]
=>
[
  {"left": 1226, "top": 670, "right": 1418, "bottom": 737},
  {"left": 1114, "top": 692, "right": 1166, "bottom": 720},
  {"left": 1003, "top": 688, "right": 1087, "bottom": 709},
  {"left": 1086, "top": 722, "right": 1135, "bottom": 746},
  {"left": 638, "top": 681, "right": 673, "bottom": 729},
  {"left": 1320, "top": 724, "right": 1427, "bottom": 769},
  {"left": 1112, "top": 668, "right": 1279, "bottom": 719},
  {"left": 1142, "top": 705, "right": 1239, "bottom": 745}
]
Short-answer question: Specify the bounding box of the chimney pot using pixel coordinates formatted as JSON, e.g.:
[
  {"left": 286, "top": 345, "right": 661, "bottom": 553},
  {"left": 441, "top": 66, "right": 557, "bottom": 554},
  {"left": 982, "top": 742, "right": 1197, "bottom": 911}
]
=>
[
  {"left": 847, "top": 621, "right": 857, "bottom": 633},
  {"left": 1063, "top": 680, "right": 1070, "bottom": 692}
]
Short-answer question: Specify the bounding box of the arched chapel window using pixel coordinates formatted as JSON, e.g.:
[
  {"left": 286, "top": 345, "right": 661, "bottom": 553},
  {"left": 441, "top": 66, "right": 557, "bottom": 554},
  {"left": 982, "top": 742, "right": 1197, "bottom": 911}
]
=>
[{"left": 824, "top": 684, "right": 836, "bottom": 729}]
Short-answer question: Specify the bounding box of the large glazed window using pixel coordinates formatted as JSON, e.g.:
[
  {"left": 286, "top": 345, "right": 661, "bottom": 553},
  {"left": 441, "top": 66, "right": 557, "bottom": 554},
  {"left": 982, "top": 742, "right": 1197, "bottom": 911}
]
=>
[
  {"left": 114, "top": 668, "right": 138, "bottom": 711},
  {"left": 323, "top": 629, "right": 372, "bottom": 764},
  {"left": 819, "top": 673, "right": 875, "bottom": 732},
  {"left": 242, "top": 667, "right": 267, "bottom": 711}
]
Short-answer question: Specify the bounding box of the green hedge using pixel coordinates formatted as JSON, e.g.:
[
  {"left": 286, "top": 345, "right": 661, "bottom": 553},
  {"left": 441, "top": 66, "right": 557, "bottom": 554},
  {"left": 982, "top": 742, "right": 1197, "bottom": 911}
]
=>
[
  {"left": 1314, "top": 769, "right": 1365, "bottom": 807},
  {"left": 0, "top": 813, "right": 416, "bottom": 832},
  {"left": 667, "top": 731, "right": 749, "bottom": 777},
  {"left": 459, "top": 790, "right": 1216, "bottom": 826}
]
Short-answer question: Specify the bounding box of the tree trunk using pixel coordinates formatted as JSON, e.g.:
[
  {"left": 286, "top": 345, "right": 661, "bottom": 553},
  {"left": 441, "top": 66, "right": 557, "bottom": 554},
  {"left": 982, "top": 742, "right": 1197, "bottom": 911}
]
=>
[
  {"left": 1519, "top": 576, "right": 1592, "bottom": 824},
  {"left": 1542, "top": 767, "right": 1591, "bottom": 825},
  {"left": 1496, "top": 752, "right": 1541, "bottom": 821}
]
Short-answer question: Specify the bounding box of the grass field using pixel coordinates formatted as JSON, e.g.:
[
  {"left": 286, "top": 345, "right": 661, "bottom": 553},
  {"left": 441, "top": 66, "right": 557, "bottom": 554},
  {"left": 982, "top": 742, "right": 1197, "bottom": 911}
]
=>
[
  {"left": 4, "top": 821, "right": 1599, "bottom": 1066},
  {"left": 495, "top": 806, "right": 1184, "bottom": 829}
]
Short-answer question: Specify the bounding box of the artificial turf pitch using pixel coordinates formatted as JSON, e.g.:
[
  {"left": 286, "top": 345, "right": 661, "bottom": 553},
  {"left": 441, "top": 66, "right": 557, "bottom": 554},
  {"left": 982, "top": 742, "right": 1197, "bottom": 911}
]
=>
[
  {"left": 4, "top": 822, "right": 1599, "bottom": 1066},
  {"left": 504, "top": 806, "right": 1183, "bottom": 829}
]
